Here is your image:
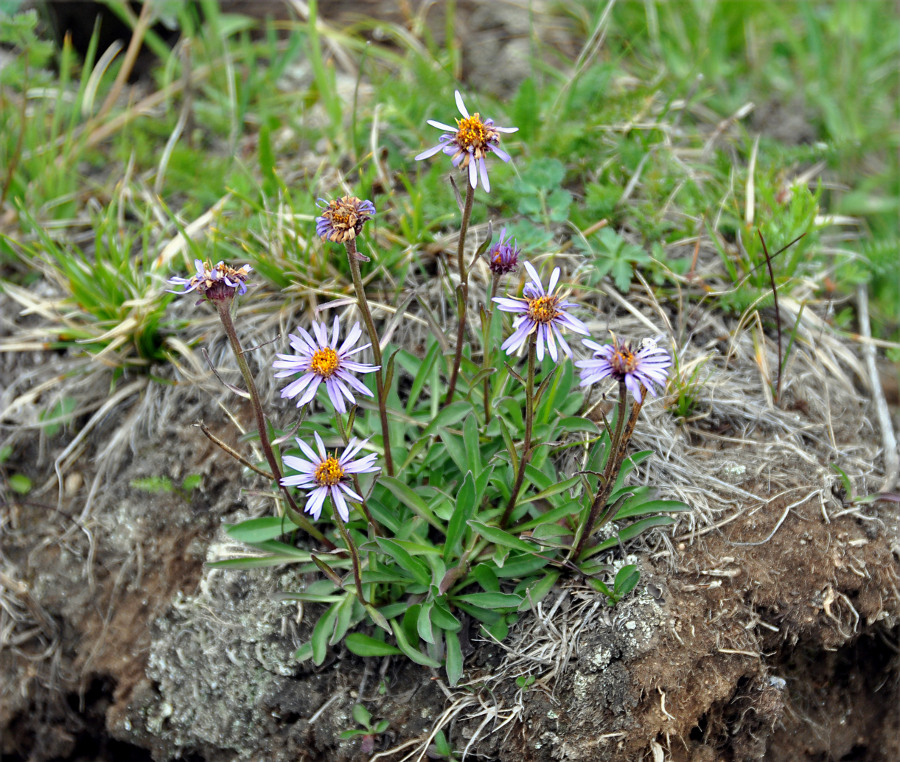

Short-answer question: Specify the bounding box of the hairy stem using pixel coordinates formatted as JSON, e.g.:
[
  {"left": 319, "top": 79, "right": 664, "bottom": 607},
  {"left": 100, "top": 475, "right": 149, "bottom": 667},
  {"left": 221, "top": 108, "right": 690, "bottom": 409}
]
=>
[
  {"left": 571, "top": 383, "right": 644, "bottom": 561},
  {"left": 215, "top": 300, "right": 335, "bottom": 549},
  {"left": 334, "top": 411, "right": 382, "bottom": 535},
  {"left": 445, "top": 182, "right": 476, "bottom": 406},
  {"left": 344, "top": 238, "right": 394, "bottom": 476},
  {"left": 334, "top": 514, "right": 368, "bottom": 606},
  {"left": 482, "top": 276, "right": 500, "bottom": 424},
  {"left": 499, "top": 336, "right": 536, "bottom": 528}
]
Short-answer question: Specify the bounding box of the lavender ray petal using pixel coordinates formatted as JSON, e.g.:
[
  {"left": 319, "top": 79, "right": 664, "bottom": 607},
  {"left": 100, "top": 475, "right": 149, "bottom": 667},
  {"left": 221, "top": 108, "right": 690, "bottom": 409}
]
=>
[{"left": 415, "top": 143, "right": 446, "bottom": 161}]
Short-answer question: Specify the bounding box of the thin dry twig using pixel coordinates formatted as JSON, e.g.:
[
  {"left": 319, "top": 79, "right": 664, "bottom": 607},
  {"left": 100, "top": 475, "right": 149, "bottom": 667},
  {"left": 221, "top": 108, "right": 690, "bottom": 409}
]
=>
[{"left": 857, "top": 284, "right": 899, "bottom": 491}]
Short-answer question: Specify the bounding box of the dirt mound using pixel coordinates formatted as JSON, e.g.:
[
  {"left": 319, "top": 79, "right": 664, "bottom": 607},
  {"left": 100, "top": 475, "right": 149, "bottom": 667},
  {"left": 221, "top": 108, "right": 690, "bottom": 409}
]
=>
[{"left": 3, "top": 268, "right": 899, "bottom": 761}]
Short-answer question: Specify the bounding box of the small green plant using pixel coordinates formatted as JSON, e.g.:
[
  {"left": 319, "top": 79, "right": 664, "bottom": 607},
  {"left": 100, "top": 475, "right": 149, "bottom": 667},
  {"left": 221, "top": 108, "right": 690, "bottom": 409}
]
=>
[
  {"left": 0, "top": 444, "right": 32, "bottom": 495},
  {"left": 130, "top": 474, "right": 202, "bottom": 501},
  {"left": 830, "top": 464, "right": 900, "bottom": 509},
  {"left": 583, "top": 563, "right": 641, "bottom": 606},
  {"left": 170, "top": 88, "right": 690, "bottom": 687},
  {"left": 668, "top": 351, "right": 711, "bottom": 421},
  {"left": 2, "top": 193, "right": 178, "bottom": 370},
  {"left": 0, "top": 9, "right": 55, "bottom": 210},
  {"left": 515, "top": 674, "right": 537, "bottom": 690},
  {"left": 429, "top": 729, "right": 459, "bottom": 760},
  {"left": 577, "top": 227, "right": 653, "bottom": 293},
  {"left": 39, "top": 397, "right": 78, "bottom": 437},
  {"left": 339, "top": 703, "right": 389, "bottom": 742},
  {"left": 502, "top": 158, "right": 572, "bottom": 251}
]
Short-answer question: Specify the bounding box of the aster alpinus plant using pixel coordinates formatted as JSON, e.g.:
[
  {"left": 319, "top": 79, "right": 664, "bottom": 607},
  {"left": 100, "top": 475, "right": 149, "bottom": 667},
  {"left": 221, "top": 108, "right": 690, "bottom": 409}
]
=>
[
  {"left": 165, "top": 89, "right": 690, "bottom": 683},
  {"left": 416, "top": 90, "right": 518, "bottom": 405},
  {"left": 315, "top": 195, "right": 394, "bottom": 476},
  {"left": 166, "top": 259, "right": 334, "bottom": 551}
]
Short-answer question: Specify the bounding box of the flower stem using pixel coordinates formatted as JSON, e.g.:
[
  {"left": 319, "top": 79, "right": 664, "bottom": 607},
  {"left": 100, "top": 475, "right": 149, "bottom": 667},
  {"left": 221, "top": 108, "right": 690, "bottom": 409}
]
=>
[
  {"left": 344, "top": 238, "right": 394, "bottom": 477},
  {"left": 215, "top": 300, "right": 335, "bottom": 550},
  {"left": 571, "top": 383, "right": 645, "bottom": 561},
  {"left": 482, "top": 277, "right": 500, "bottom": 424},
  {"left": 444, "top": 181, "right": 476, "bottom": 406},
  {"left": 334, "top": 411, "right": 382, "bottom": 536},
  {"left": 334, "top": 513, "right": 368, "bottom": 606},
  {"left": 499, "top": 336, "right": 536, "bottom": 528}
]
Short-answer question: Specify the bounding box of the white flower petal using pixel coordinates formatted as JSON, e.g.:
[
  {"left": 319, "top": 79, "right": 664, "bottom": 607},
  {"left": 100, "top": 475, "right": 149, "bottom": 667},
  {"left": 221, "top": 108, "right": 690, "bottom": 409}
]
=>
[
  {"left": 426, "top": 120, "right": 458, "bottom": 132},
  {"left": 547, "top": 267, "right": 560, "bottom": 295},
  {"left": 455, "top": 90, "right": 469, "bottom": 118},
  {"left": 479, "top": 158, "right": 490, "bottom": 193},
  {"left": 331, "top": 488, "right": 350, "bottom": 522}
]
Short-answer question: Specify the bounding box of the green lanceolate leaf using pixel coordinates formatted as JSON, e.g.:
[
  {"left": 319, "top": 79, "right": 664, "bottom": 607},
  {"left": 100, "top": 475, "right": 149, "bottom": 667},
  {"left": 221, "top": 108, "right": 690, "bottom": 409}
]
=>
[
  {"left": 614, "top": 564, "right": 640, "bottom": 597},
  {"left": 390, "top": 619, "right": 442, "bottom": 668},
  {"left": 404, "top": 340, "right": 441, "bottom": 415},
  {"left": 467, "top": 519, "right": 541, "bottom": 554},
  {"left": 452, "top": 591, "right": 523, "bottom": 609},
  {"left": 558, "top": 416, "right": 601, "bottom": 435},
  {"left": 463, "top": 414, "right": 482, "bottom": 475},
  {"left": 497, "top": 415, "right": 518, "bottom": 473},
  {"left": 473, "top": 563, "right": 500, "bottom": 593},
  {"left": 294, "top": 641, "right": 314, "bottom": 662},
  {"left": 613, "top": 499, "right": 692, "bottom": 521},
  {"left": 444, "top": 629, "right": 463, "bottom": 686},
  {"left": 439, "top": 428, "right": 468, "bottom": 474},
  {"left": 417, "top": 601, "right": 436, "bottom": 644},
  {"left": 517, "top": 571, "right": 560, "bottom": 611},
  {"left": 345, "top": 633, "right": 401, "bottom": 657},
  {"left": 429, "top": 598, "right": 462, "bottom": 632},
  {"left": 420, "top": 400, "right": 471, "bottom": 438},
  {"left": 312, "top": 554, "right": 345, "bottom": 588},
  {"left": 207, "top": 555, "right": 313, "bottom": 570},
  {"left": 373, "top": 537, "right": 432, "bottom": 587},
  {"left": 226, "top": 516, "right": 300, "bottom": 544},
  {"left": 379, "top": 476, "right": 442, "bottom": 532},
  {"left": 311, "top": 600, "right": 341, "bottom": 665},
  {"left": 519, "top": 474, "right": 581, "bottom": 507},
  {"left": 582, "top": 515, "right": 677, "bottom": 558},
  {"left": 330, "top": 593, "right": 357, "bottom": 645},
  {"left": 445, "top": 471, "right": 477, "bottom": 560},
  {"left": 383, "top": 348, "right": 400, "bottom": 396},
  {"left": 364, "top": 604, "right": 392, "bottom": 633}
]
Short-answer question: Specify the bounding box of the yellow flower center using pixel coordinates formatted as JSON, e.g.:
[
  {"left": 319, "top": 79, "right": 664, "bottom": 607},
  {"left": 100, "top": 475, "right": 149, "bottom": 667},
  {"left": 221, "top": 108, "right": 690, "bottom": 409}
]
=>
[
  {"left": 330, "top": 207, "right": 357, "bottom": 230},
  {"left": 527, "top": 295, "right": 560, "bottom": 324},
  {"left": 314, "top": 456, "right": 345, "bottom": 487},
  {"left": 456, "top": 114, "right": 489, "bottom": 149},
  {"left": 310, "top": 347, "right": 339, "bottom": 377},
  {"left": 610, "top": 346, "right": 638, "bottom": 374}
]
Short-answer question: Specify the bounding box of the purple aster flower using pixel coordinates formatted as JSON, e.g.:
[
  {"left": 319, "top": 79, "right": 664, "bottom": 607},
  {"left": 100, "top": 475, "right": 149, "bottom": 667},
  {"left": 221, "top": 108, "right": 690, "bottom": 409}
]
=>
[
  {"left": 415, "top": 90, "right": 518, "bottom": 193},
  {"left": 315, "top": 196, "right": 376, "bottom": 243},
  {"left": 281, "top": 432, "right": 380, "bottom": 522},
  {"left": 167, "top": 259, "right": 251, "bottom": 302},
  {"left": 273, "top": 316, "right": 380, "bottom": 414},
  {"left": 576, "top": 336, "right": 672, "bottom": 403},
  {"left": 486, "top": 227, "right": 521, "bottom": 276},
  {"left": 492, "top": 261, "right": 589, "bottom": 362}
]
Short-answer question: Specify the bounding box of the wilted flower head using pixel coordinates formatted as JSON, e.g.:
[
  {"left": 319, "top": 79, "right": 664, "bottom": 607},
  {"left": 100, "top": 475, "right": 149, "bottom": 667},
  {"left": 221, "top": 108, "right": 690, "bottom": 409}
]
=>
[
  {"left": 492, "top": 262, "right": 589, "bottom": 362},
  {"left": 315, "top": 196, "right": 376, "bottom": 243},
  {"left": 273, "top": 316, "right": 380, "bottom": 414},
  {"left": 281, "top": 432, "right": 380, "bottom": 522},
  {"left": 487, "top": 228, "right": 521, "bottom": 276},
  {"left": 167, "top": 259, "right": 251, "bottom": 302},
  {"left": 576, "top": 335, "right": 672, "bottom": 403},
  {"left": 415, "top": 90, "right": 517, "bottom": 193}
]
